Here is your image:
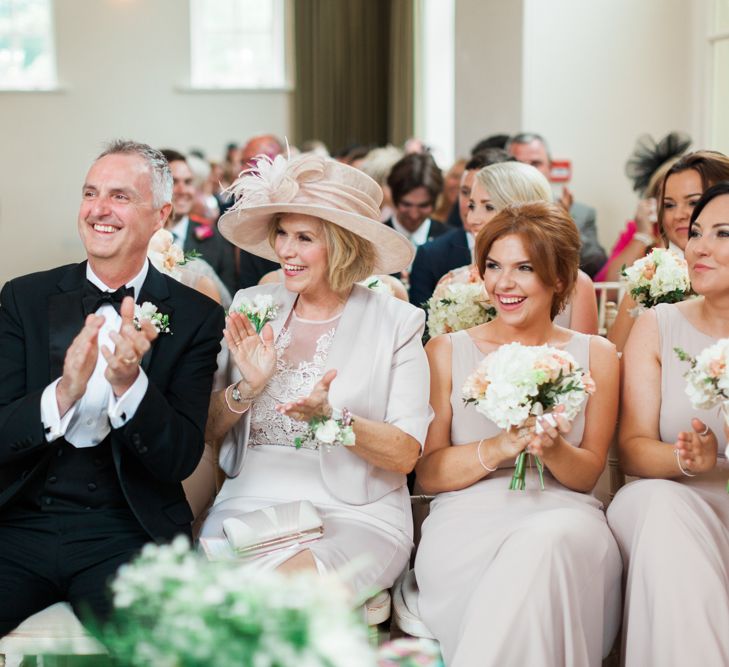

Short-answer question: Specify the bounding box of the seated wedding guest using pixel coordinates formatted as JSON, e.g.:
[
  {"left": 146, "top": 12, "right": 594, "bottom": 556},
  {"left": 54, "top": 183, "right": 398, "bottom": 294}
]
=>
[
  {"left": 607, "top": 182, "right": 729, "bottom": 666},
  {"left": 507, "top": 132, "right": 607, "bottom": 278},
  {"left": 470, "top": 133, "right": 510, "bottom": 154},
  {"left": 0, "top": 141, "right": 224, "bottom": 636},
  {"left": 409, "top": 150, "right": 509, "bottom": 306},
  {"left": 608, "top": 150, "right": 729, "bottom": 351},
  {"left": 236, "top": 137, "right": 287, "bottom": 288},
  {"left": 187, "top": 153, "right": 222, "bottom": 222},
  {"left": 160, "top": 149, "right": 237, "bottom": 294},
  {"left": 386, "top": 153, "right": 449, "bottom": 245},
  {"left": 465, "top": 161, "right": 599, "bottom": 334},
  {"left": 433, "top": 158, "right": 466, "bottom": 223},
  {"left": 595, "top": 132, "right": 691, "bottom": 282},
  {"left": 200, "top": 152, "right": 432, "bottom": 596},
  {"left": 414, "top": 202, "right": 621, "bottom": 666}
]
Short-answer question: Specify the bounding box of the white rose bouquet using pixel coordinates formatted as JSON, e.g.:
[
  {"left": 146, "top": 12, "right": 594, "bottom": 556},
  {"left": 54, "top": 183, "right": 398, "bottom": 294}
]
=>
[
  {"left": 95, "top": 536, "right": 374, "bottom": 667},
  {"left": 462, "top": 343, "right": 595, "bottom": 490},
  {"left": 232, "top": 293, "right": 279, "bottom": 333},
  {"left": 621, "top": 248, "right": 691, "bottom": 316},
  {"left": 426, "top": 266, "right": 497, "bottom": 339}
]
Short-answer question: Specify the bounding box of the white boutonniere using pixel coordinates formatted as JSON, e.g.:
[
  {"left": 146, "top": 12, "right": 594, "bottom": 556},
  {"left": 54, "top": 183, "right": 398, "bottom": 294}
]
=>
[
  {"left": 231, "top": 294, "right": 279, "bottom": 333},
  {"left": 134, "top": 301, "right": 171, "bottom": 334}
]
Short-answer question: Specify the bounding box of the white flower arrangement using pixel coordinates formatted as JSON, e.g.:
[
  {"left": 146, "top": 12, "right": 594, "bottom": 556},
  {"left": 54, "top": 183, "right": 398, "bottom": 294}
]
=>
[
  {"left": 232, "top": 293, "right": 279, "bottom": 333},
  {"left": 426, "top": 268, "right": 497, "bottom": 339},
  {"left": 133, "top": 301, "right": 170, "bottom": 334},
  {"left": 621, "top": 247, "right": 692, "bottom": 316},
  {"left": 98, "top": 536, "right": 375, "bottom": 667},
  {"left": 359, "top": 275, "right": 395, "bottom": 296},
  {"left": 462, "top": 343, "right": 595, "bottom": 489},
  {"left": 147, "top": 228, "right": 201, "bottom": 280}
]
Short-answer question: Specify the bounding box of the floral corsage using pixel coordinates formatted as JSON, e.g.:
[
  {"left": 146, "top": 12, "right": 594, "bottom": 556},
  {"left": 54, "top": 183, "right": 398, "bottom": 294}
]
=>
[
  {"left": 231, "top": 294, "right": 279, "bottom": 333},
  {"left": 134, "top": 302, "right": 171, "bottom": 334},
  {"left": 295, "top": 409, "right": 356, "bottom": 450}
]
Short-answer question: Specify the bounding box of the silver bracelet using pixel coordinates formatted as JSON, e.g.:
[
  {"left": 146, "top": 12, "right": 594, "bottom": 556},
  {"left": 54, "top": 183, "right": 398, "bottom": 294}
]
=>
[
  {"left": 477, "top": 438, "right": 498, "bottom": 472},
  {"left": 224, "top": 382, "right": 253, "bottom": 415},
  {"left": 674, "top": 447, "right": 696, "bottom": 477},
  {"left": 633, "top": 231, "right": 655, "bottom": 247}
]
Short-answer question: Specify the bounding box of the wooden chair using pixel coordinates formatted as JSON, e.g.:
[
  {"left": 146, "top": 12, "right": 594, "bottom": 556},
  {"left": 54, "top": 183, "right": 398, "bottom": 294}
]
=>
[{"left": 594, "top": 281, "right": 625, "bottom": 337}]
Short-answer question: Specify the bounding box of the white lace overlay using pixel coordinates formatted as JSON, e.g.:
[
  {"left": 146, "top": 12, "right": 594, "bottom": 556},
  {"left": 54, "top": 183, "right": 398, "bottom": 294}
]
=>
[{"left": 249, "top": 312, "right": 340, "bottom": 450}]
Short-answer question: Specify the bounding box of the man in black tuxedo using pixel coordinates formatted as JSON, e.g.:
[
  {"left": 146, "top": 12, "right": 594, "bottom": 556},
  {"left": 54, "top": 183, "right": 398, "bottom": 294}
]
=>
[
  {"left": 160, "top": 149, "right": 237, "bottom": 294},
  {"left": 0, "top": 140, "right": 224, "bottom": 636}
]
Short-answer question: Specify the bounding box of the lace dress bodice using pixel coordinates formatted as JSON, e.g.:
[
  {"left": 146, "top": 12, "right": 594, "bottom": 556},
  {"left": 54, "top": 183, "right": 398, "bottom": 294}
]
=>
[{"left": 248, "top": 311, "right": 341, "bottom": 450}]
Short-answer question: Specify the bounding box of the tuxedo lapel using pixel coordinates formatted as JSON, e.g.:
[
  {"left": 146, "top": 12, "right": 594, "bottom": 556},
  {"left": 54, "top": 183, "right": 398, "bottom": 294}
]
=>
[
  {"left": 136, "top": 265, "right": 171, "bottom": 373},
  {"left": 48, "top": 263, "right": 88, "bottom": 379}
]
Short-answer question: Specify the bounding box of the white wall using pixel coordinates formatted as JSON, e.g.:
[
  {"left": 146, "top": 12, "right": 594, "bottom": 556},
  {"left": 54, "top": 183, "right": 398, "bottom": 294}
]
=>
[
  {"left": 0, "top": 0, "right": 289, "bottom": 284},
  {"left": 452, "top": 0, "right": 708, "bottom": 253},
  {"left": 454, "top": 0, "right": 524, "bottom": 157},
  {"left": 521, "top": 0, "right": 700, "bottom": 252}
]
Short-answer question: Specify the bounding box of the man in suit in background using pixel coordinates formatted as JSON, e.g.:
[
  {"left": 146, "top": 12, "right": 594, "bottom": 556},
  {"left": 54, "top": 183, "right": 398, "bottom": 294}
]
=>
[
  {"left": 234, "top": 135, "right": 286, "bottom": 288},
  {"left": 409, "top": 151, "right": 510, "bottom": 307},
  {"left": 507, "top": 132, "right": 607, "bottom": 278},
  {"left": 160, "top": 149, "right": 237, "bottom": 293},
  {"left": 0, "top": 140, "right": 224, "bottom": 636}
]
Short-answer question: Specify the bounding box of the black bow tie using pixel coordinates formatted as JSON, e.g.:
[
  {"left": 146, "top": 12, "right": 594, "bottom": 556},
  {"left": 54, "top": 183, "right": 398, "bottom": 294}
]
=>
[{"left": 81, "top": 280, "right": 135, "bottom": 316}]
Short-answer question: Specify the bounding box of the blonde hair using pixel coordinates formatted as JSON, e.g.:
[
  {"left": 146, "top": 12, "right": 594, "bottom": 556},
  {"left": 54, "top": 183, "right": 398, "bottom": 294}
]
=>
[
  {"left": 268, "top": 216, "right": 376, "bottom": 293},
  {"left": 474, "top": 161, "right": 552, "bottom": 208}
]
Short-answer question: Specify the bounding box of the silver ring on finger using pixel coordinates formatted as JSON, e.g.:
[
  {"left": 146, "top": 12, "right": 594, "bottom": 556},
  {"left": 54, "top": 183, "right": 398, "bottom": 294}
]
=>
[
  {"left": 122, "top": 356, "right": 137, "bottom": 365},
  {"left": 699, "top": 425, "right": 710, "bottom": 436}
]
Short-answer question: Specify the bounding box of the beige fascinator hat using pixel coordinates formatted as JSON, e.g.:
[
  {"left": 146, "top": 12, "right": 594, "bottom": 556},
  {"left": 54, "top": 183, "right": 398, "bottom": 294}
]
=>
[{"left": 218, "top": 152, "right": 415, "bottom": 274}]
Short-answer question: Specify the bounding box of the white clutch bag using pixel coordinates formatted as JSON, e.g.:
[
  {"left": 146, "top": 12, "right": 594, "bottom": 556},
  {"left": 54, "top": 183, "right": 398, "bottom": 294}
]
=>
[{"left": 222, "top": 500, "right": 323, "bottom": 559}]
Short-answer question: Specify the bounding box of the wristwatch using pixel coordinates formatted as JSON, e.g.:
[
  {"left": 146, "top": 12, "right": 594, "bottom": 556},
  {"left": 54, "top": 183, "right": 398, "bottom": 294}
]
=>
[{"left": 231, "top": 383, "right": 244, "bottom": 403}]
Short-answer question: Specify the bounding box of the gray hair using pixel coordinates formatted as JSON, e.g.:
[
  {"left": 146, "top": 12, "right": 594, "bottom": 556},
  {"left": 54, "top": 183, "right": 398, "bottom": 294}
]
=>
[
  {"left": 96, "top": 139, "right": 173, "bottom": 208},
  {"left": 475, "top": 161, "right": 552, "bottom": 209},
  {"left": 358, "top": 145, "right": 404, "bottom": 186},
  {"left": 505, "top": 132, "right": 552, "bottom": 161}
]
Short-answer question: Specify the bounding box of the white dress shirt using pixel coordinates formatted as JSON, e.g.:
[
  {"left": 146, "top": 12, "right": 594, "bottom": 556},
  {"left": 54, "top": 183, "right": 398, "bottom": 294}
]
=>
[
  {"left": 40, "top": 262, "right": 150, "bottom": 448},
  {"left": 466, "top": 231, "right": 475, "bottom": 261},
  {"left": 170, "top": 216, "right": 190, "bottom": 249},
  {"left": 391, "top": 216, "right": 433, "bottom": 248}
]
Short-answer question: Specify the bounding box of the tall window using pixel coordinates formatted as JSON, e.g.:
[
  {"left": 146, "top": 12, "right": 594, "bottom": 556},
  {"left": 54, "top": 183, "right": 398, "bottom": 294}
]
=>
[
  {"left": 710, "top": 0, "right": 729, "bottom": 153},
  {"left": 0, "top": 0, "right": 56, "bottom": 90},
  {"left": 190, "top": 0, "right": 287, "bottom": 89}
]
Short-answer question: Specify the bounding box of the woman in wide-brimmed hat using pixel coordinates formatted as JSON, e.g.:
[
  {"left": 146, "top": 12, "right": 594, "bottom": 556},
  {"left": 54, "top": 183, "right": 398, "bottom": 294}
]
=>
[{"left": 199, "top": 152, "right": 432, "bottom": 596}]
